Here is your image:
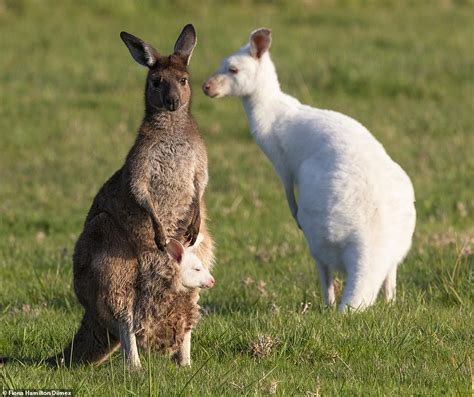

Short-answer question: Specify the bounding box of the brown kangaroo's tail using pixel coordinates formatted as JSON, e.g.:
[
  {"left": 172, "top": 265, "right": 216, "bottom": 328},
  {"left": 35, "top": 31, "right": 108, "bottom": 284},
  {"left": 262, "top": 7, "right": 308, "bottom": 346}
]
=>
[{"left": 47, "top": 313, "right": 119, "bottom": 367}]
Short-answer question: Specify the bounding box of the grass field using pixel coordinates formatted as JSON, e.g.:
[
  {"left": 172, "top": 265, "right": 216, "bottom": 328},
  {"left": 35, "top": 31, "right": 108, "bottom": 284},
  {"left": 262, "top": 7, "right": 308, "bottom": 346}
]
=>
[{"left": 1, "top": 0, "right": 473, "bottom": 395}]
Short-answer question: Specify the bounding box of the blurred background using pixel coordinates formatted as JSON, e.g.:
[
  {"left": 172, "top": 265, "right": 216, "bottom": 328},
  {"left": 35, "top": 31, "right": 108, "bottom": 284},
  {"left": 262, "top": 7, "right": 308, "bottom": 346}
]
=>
[{"left": 0, "top": 0, "right": 472, "bottom": 394}]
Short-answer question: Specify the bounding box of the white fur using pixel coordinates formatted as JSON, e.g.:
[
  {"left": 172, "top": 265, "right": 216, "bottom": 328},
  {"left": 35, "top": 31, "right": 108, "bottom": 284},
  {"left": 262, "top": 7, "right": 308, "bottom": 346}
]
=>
[
  {"left": 204, "top": 30, "right": 416, "bottom": 311},
  {"left": 168, "top": 234, "right": 215, "bottom": 290},
  {"left": 119, "top": 321, "right": 142, "bottom": 370},
  {"left": 144, "top": 47, "right": 155, "bottom": 67},
  {"left": 178, "top": 330, "right": 192, "bottom": 367}
]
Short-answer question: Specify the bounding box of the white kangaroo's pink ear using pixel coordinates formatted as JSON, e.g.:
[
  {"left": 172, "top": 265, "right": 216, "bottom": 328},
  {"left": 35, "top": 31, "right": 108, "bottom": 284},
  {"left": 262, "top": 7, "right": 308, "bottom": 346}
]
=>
[
  {"left": 250, "top": 28, "right": 272, "bottom": 59},
  {"left": 166, "top": 238, "right": 185, "bottom": 263}
]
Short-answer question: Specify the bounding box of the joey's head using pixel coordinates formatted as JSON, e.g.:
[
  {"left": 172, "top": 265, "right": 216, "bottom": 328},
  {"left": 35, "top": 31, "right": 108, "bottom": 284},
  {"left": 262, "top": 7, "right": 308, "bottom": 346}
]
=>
[
  {"left": 166, "top": 237, "right": 215, "bottom": 290},
  {"left": 203, "top": 28, "right": 273, "bottom": 98},
  {"left": 120, "top": 24, "right": 197, "bottom": 114}
]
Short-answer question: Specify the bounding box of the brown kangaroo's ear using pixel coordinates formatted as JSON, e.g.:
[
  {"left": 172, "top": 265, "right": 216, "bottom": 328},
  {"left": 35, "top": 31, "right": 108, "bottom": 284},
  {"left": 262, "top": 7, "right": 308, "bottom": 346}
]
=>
[
  {"left": 166, "top": 238, "right": 185, "bottom": 263},
  {"left": 120, "top": 31, "right": 158, "bottom": 68},
  {"left": 250, "top": 28, "right": 272, "bottom": 59},
  {"left": 174, "top": 24, "right": 197, "bottom": 65}
]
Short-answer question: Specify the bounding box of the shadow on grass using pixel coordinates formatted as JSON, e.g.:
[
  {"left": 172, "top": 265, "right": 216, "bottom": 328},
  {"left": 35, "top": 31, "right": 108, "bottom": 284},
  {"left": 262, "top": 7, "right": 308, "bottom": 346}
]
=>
[{"left": 0, "top": 356, "right": 49, "bottom": 367}]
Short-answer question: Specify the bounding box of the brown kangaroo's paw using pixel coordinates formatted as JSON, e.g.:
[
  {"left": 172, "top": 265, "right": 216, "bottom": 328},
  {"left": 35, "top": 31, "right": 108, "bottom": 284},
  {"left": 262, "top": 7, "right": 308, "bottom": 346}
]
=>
[
  {"left": 185, "top": 193, "right": 201, "bottom": 246},
  {"left": 152, "top": 221, "right": 167, "bottom": 251}
]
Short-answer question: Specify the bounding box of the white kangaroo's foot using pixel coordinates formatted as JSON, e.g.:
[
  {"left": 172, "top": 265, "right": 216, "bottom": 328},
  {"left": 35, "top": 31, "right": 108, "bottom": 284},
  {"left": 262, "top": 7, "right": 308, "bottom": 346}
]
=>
[{"left": 383, "top": 266, "right": 397, "bottom": 303}]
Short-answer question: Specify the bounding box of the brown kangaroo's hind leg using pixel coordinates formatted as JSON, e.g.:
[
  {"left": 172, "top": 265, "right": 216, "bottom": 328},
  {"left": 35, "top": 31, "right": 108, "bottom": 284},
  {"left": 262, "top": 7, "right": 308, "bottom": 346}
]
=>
[
  {"left": 48, "top": 212, "right": 137, "bottom": 368},
  {"left": 46, "top": 311, "right": 119, "bottom": 367}
]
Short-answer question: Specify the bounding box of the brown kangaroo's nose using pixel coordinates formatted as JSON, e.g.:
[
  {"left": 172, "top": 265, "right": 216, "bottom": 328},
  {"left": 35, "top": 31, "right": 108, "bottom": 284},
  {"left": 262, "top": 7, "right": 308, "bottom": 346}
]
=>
[{"left": 165, "top": 96, "right": 180, "bottom": 111}]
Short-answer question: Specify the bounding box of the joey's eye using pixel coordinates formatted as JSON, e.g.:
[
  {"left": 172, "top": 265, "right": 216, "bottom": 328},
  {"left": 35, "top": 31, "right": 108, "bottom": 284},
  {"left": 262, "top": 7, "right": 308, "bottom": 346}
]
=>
[
  {"left": 228, "top": 66, "right": 239, "bottom": 74},
  {"left": 180, "top": 77, "right": 188, "bottom": 86}
]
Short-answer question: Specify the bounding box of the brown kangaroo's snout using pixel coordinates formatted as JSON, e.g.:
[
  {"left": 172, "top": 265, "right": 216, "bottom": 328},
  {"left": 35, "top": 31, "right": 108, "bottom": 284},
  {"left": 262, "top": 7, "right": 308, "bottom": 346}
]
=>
[
  {"left": 147, "top": 66, "right": 189, "bottom": 112},
  {"left": 165, "top": 92, "right": 180, "bottom": 111}
]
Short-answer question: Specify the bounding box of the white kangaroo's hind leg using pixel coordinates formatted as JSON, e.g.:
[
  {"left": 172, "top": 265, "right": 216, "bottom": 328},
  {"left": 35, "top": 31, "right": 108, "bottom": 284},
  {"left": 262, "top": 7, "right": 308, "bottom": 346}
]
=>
[
  {"left": 383, "top": 265, "right": 397, "bottom": 303},
  {"left": 298, "top": 207, "right": 335, "bottom": 307},
  {"left": 339, "top": 273, "right": 379, "bottom": 312},
  {"left": 119, "top": 321, "right": 141, "bottom": 370},
  {"left": 338, "top": 247, "right": 387, "bottom": 312},
  {"left": 315, "top": 260, "right": 336, "bottom": 307}
]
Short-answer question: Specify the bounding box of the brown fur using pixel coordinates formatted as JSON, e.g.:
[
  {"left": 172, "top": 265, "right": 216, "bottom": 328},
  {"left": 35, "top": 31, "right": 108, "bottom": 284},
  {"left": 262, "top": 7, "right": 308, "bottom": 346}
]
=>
[{"left": 48, "top": 26, "right": 214, "bottom": 367}]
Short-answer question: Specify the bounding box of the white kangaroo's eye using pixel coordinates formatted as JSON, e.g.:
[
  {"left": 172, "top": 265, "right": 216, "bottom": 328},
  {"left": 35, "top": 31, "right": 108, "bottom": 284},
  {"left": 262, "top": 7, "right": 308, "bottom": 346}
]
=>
[
  {"left": 194, "top": 268, "right": 201, "bottom": 272},
  {"left": 228, "top": 66, "right": 239, "bottom": 74}
]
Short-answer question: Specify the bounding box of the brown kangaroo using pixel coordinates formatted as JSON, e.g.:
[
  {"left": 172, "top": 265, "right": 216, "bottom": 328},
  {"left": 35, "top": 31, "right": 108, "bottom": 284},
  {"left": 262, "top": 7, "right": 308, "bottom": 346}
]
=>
[{"left": 47, "top": 24, "right": 214, "bottom": 370}]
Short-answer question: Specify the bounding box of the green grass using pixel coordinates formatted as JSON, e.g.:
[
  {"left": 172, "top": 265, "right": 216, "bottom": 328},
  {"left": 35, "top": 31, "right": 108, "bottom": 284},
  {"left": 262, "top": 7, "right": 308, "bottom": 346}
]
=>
[{"left": 1, "top": 0, "right": 473, "bottom": 395}]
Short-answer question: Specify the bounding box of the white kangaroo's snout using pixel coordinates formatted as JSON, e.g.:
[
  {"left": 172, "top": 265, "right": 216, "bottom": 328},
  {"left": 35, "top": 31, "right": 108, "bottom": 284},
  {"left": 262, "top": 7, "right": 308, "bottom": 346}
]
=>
[
  {"left": 202, "top": 77, "right": 218, "bottom": 98},
  {"left": 202, "top": 74, "right": 230, "bottom": 98}
]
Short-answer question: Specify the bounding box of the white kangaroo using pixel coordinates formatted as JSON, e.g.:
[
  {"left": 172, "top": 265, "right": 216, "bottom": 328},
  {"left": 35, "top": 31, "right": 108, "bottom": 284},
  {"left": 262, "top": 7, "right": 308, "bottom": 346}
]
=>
[{"left": 203, "top": 28, "right": 416, "bottom": 311}]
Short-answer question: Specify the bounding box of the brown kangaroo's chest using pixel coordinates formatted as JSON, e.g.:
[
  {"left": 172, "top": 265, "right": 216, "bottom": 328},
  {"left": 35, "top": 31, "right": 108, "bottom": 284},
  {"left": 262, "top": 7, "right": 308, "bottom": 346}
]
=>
[{"left": 147, "top": 134, "right": 198, "bottom": 233}]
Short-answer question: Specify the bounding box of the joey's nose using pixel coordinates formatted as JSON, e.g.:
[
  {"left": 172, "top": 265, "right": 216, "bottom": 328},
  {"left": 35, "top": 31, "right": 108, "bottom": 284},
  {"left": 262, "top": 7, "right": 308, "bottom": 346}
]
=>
[
  {"left": 165, "top": 97, "right": 180, "bottom": 111},
  {"left": 202, "top": 81, "right": 211, "bottom": 94},
  {"left": 207, "top": 277, "right": 215, "bottom": 288}
]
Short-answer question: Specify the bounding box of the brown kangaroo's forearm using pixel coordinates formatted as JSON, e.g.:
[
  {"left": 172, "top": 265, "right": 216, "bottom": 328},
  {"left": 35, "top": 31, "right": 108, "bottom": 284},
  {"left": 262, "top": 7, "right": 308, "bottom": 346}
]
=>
[
  {"left": 129, "top": 175, "right": 167, "bottom": 250},
  {"left": 141, "top": 199, "right": 167, "bottom": 250},
  {"left": 185, "top": 191, "right": 201, "bottom": 246}
]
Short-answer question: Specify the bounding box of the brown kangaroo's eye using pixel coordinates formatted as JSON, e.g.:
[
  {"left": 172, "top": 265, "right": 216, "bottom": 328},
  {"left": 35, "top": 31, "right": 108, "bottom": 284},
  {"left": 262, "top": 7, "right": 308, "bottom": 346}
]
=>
[
  {"left": 180, "top": 77, "right": 188, "bottom": 86},
  {"left": 228, "top": 66, "right": 238, "bottom": 74},
  {"left": 151, "top": 78, "right": 161, "bottom": 88}
]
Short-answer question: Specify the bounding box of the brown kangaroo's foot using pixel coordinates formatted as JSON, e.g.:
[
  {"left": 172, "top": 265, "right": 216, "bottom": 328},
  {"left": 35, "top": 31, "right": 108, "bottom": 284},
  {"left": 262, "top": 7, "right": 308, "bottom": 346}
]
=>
[{"left": 47, "top": 312, "right": 119, "bottom": 368}]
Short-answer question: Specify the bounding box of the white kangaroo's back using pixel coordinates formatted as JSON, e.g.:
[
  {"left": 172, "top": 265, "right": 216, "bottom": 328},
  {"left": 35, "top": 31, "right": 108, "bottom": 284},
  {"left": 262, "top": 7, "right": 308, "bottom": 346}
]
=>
[{"left": 203, "top": 28, "right": 416, "bottom": 311}]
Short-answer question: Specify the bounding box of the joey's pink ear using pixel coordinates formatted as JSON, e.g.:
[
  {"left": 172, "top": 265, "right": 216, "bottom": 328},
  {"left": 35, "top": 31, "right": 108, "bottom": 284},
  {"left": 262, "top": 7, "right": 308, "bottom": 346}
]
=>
[
  {"left": 250, "top": 28, "right": 272, "bottom": 59},
  {"left": 166, "top": 238, "right": 184, "bottom": 263}
]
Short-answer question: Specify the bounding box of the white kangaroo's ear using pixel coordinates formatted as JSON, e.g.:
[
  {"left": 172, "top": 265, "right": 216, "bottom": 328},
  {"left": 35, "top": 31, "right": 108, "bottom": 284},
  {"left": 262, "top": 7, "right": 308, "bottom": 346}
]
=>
[
  {"left": 174, "top": 24, "right": 197, "bottom": 65},
  {"left": 189, "top": 234, "right": 203, "bottom": 252},
  {"left": 120, "top": 31, "right": 158, "bottom": 68},
  {"left": 166, "top": 238, "right": 185, "bottom": 263},
  {"left": 249, "top": 28, "right": 272, "bottom": 59},
  {"left": 195, "top": 233, "right": 204, "bottom": 247}
]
